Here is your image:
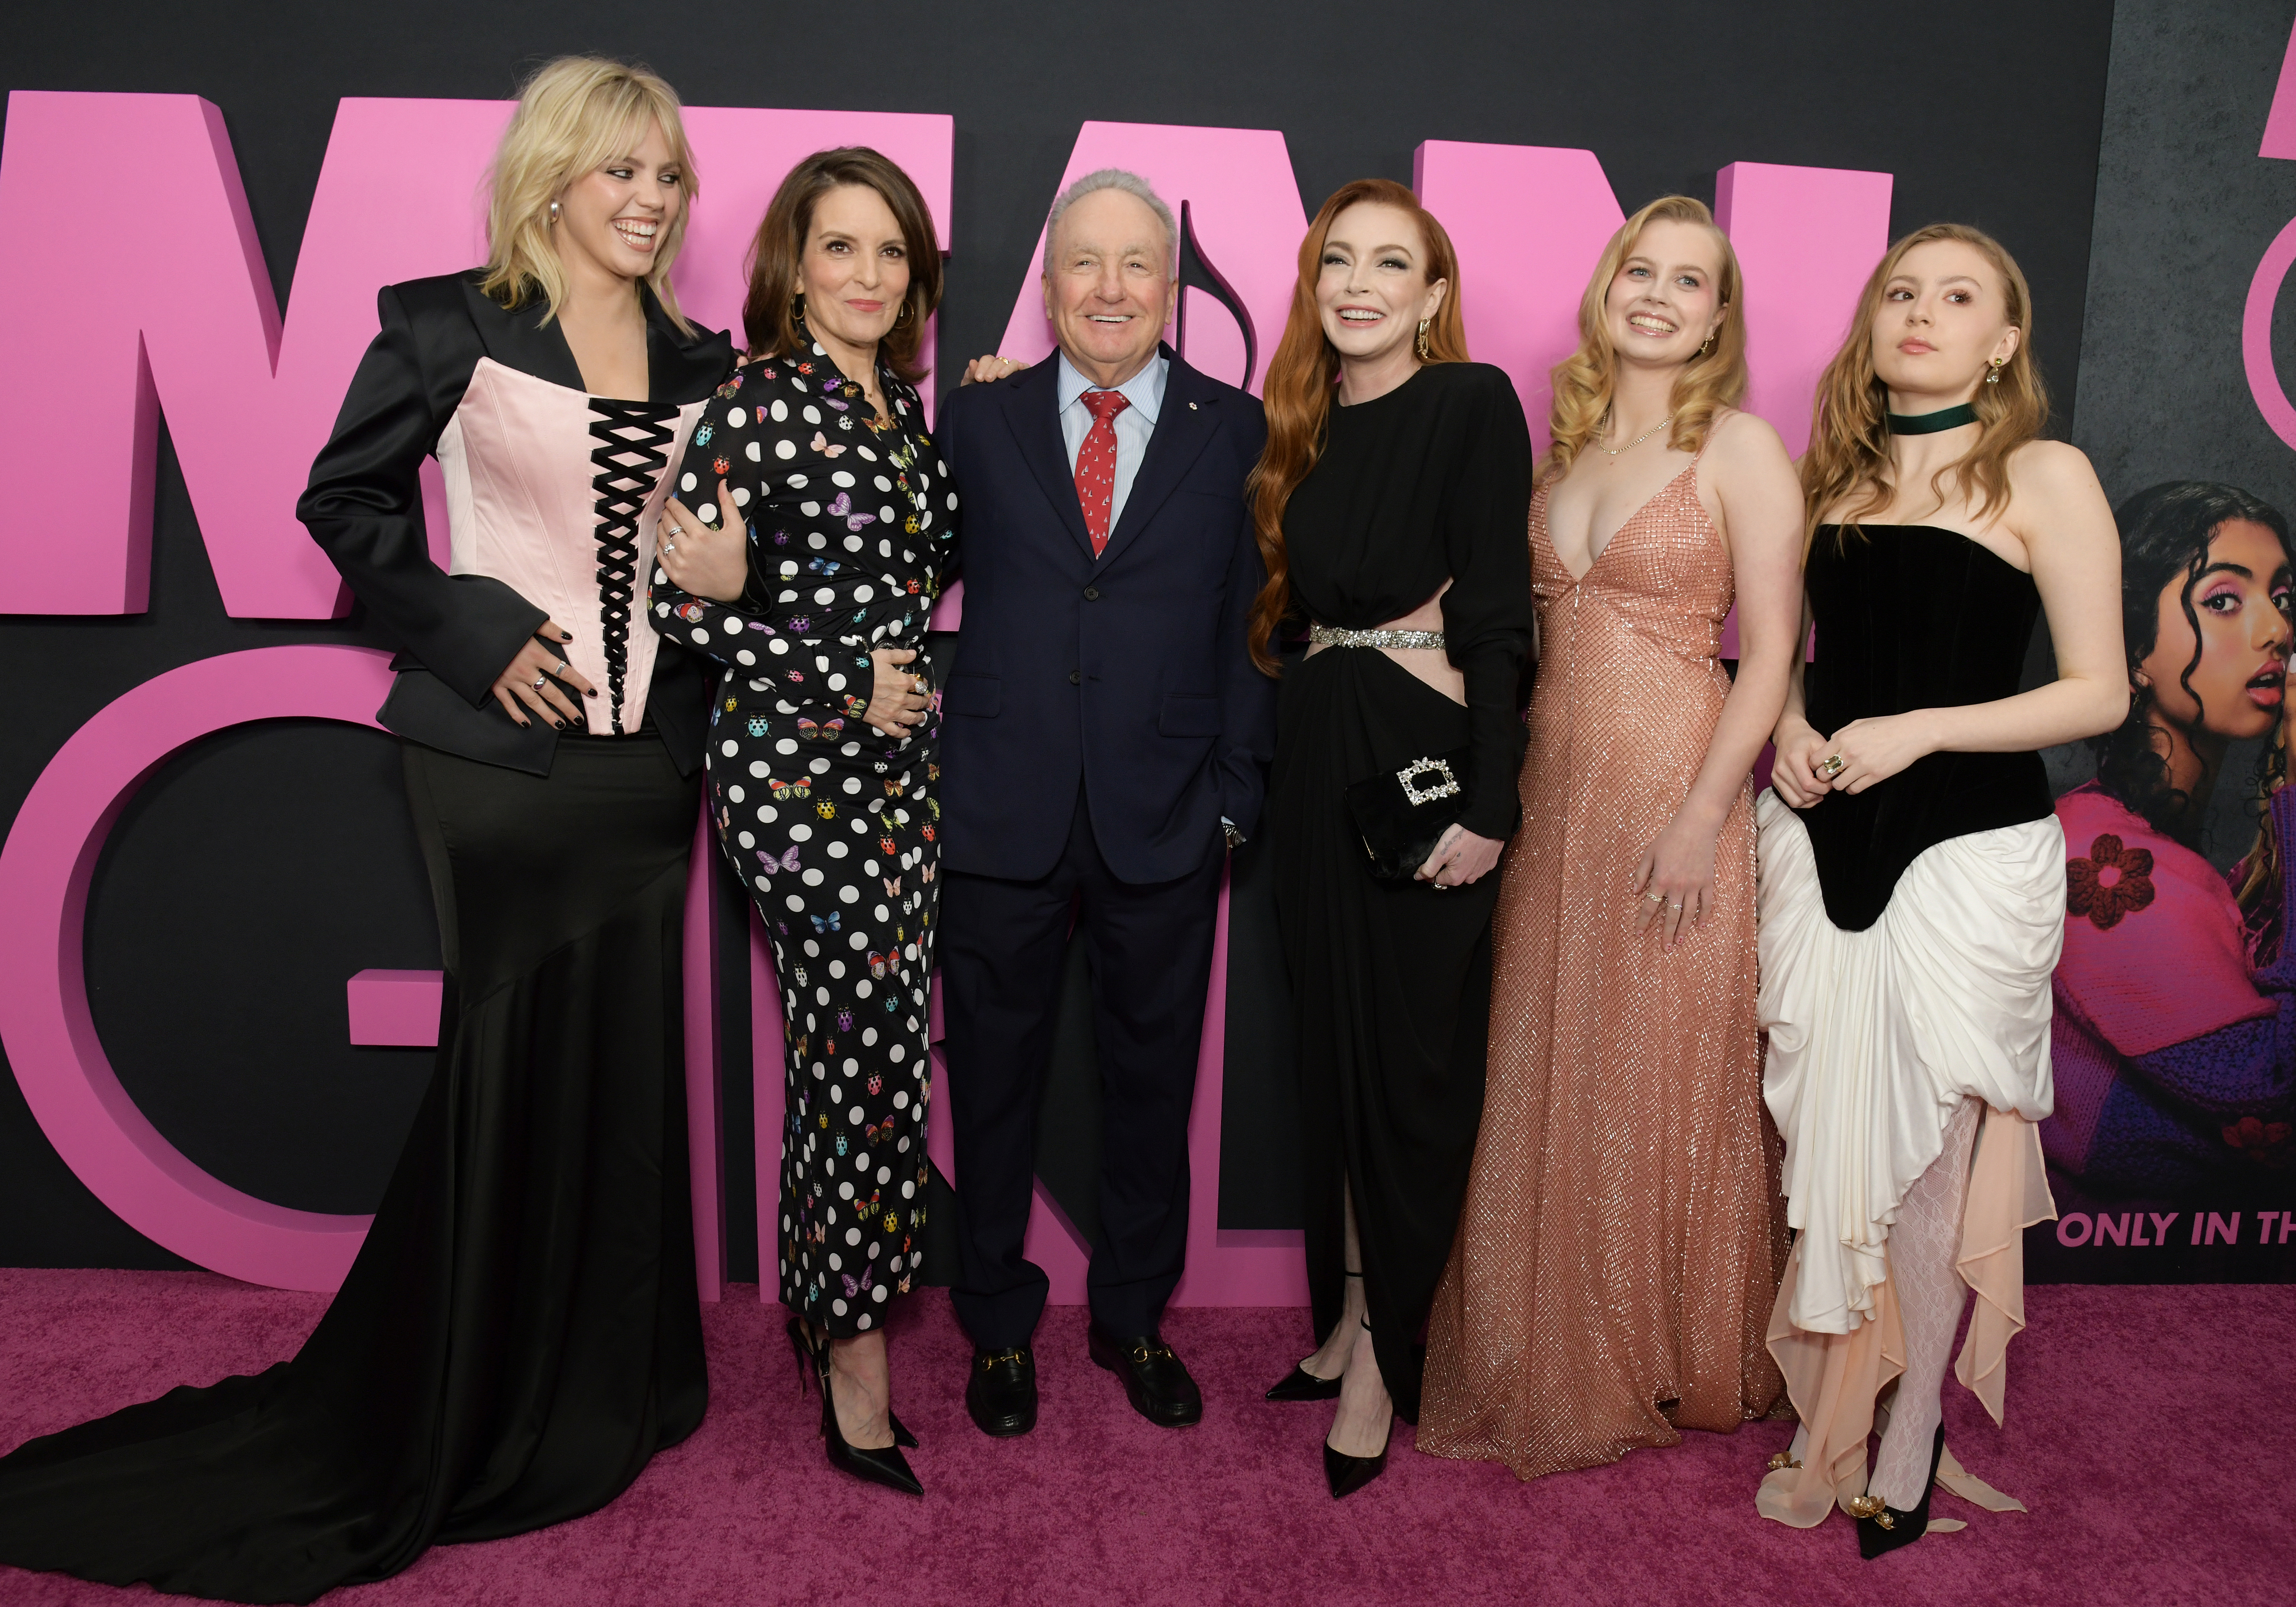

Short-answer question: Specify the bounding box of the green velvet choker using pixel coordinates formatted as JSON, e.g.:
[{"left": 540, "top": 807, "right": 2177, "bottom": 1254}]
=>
[{"left": 1885, "top": 402, "right": 1979, "bottom": 435}]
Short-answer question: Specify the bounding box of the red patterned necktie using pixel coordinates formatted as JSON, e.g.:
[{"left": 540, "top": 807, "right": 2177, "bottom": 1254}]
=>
[{"left": 1074, "top": 389, "right": 1133, "bottom": 556}]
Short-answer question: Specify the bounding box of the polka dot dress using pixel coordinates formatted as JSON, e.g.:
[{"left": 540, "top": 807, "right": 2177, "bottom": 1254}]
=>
[{"left": 649, "top": 338, "right": 956, "bottom": 1335}]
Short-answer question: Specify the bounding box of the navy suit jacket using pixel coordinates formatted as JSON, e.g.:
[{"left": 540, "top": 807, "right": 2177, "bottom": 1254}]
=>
[{"left": 933, "top": 346, "right": 1275, "bottom": 884}]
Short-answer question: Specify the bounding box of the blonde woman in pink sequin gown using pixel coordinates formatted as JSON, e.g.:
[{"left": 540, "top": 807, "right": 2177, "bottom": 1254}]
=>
[{"left": 1421, "top": 197, "right": 1804, "bottom": 1480}]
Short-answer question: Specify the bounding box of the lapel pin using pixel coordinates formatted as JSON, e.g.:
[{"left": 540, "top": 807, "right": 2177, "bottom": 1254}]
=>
[{"left": 1189, "top": 401, "right": 1199, "bottom": 410}]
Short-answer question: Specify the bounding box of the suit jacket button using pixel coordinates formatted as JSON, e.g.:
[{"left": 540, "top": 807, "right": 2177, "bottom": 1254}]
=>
[
  {"left": 1083, "top": 586, "right": 1100, "bottom": 601},
  {"left": 1068, "top": 670, "right": 1081, "bottom": 685}
]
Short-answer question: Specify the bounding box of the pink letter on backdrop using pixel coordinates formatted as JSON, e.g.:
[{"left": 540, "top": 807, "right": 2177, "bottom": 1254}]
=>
[
  {"left": 344, "top": 969, "right": 443, "bottom": 1047},
  {"left": 1713, "top": 162, "right": 1892, "bottom": 455},
  {"left": 2262, "top": 13, "right": 2296, "bottom": 159},
  {"left": 0, "top": 92, "right": 951, "bottom": 619},
  {"left": 1415, "top": 141, "right": 1623, "bottom": 451},
  {"left": 2244, "top": 216, "right": 2296, "bottom": 451},
  {"left": 0, "top": 646, "right": 397, "bottom": 1290},
  {"left": 994, "top": 122, "right": 1308, "bottom": 389}
]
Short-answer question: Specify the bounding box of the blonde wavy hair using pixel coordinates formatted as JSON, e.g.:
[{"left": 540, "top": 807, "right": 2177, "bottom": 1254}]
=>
[
  {"left": 1544, "top": 195, "right": 1746, "bottom": 482},
  {"left": 1802, "top": 223, "right": 2046, "bottom": 548},
  {"left": 479, "top": 57, "right": 697, "bottom": 331}
]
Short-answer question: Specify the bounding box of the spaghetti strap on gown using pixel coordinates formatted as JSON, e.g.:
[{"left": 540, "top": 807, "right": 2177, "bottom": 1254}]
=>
[{"left": 1421, "top": 456, "right": 1787, "bottom": 1479}]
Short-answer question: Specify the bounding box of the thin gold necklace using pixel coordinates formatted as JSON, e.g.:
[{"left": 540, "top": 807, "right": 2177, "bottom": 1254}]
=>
[{"left": 1597, "top": 414, "right": 1674, "bottom": 463}]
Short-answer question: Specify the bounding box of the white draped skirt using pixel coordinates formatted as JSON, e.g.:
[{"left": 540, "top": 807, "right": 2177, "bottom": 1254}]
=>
[{"left": 1756, "top": 791, "right": 2062, "bottom": 1336}]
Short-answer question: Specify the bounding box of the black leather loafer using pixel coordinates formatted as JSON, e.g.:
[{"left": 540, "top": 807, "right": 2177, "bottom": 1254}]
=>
[
  {"left": 965, "top": 1345, "right": 1038, "bottom": 1437},
  {"left": 1088, "top": 1325, "right": 1204, "bottom": 1427}
]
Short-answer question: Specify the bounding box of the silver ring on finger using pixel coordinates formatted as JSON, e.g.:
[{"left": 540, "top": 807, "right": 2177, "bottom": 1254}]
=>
[
  {"left": 533, "top": 674, "right": 548, "bottom": 691},
  {"left": 1669, "top": 900, "right": 1684, "bottom": 911}
]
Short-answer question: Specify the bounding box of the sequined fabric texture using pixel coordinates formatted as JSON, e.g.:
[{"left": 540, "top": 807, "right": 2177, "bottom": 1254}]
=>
[{"left": 1421, "top": 460, "right": 1787, "bottom": 1480}]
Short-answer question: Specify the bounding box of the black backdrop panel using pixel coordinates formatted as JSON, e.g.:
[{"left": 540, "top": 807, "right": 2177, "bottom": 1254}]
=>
[{"left": 0, "top": 0, "right": 2117, "bottom": 1267}]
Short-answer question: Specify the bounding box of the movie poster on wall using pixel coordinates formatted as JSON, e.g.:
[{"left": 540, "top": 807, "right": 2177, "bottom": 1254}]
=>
[{"left": 2029, "top": 0, "right": 2296, "bottom": 1283}]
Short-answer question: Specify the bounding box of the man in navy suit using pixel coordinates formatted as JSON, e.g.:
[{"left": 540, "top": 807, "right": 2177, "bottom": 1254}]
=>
[{"left": 932, "top": 169, "right": 1275, "bottom": 1437}]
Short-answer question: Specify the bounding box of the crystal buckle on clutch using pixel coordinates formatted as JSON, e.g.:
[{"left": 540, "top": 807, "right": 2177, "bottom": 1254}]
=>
[{"left": 1397, "top": 756, "right": 1461, "bottom": 806}]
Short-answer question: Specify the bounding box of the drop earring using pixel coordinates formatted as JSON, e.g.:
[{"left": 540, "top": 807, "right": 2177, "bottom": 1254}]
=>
[
  {"left": 1986, "top": 356, "right": 2006, "bottom": 384},
  {"left": 1415, "top": 319, "right": 1431, "bottom": 361},
  {"left": 547, "top": 199, "right": 561, "bottom": 226}
]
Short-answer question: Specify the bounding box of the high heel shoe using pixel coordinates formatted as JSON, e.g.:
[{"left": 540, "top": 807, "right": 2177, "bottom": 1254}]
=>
[
  {"left": 1322, "top": 1314, "right": 1391, "bottom": 1500},
  {"left": 1267, "top": 1268, "right": 1360, "bottom": 1402},
  {"left": 789, "top": 1318, "right": 917, "bottom": 1447},
  {"left": 1849, "top": 1422, "right": 1945, "bottom": 1559},
  {"left": 794, "top": 1320, "right": 923, "bottom": 1496}
]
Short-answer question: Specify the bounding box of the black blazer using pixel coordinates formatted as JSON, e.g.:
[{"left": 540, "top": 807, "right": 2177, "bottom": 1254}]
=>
[
  {"left": 298, "top": 270, "right": 735, "bottom": 775},
  {"left": 932, "top": 347, "right": 1277, "bottom": 884}
]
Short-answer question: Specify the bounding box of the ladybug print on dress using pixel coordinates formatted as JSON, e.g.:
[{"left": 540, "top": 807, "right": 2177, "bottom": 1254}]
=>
[{"left": 647, "top": 330, "right": 956, "bottom": 1337}]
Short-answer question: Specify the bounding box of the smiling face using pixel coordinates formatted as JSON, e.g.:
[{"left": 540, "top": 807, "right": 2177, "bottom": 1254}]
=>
[
  {"left": 1601, "top": 218, "right": 1724, "bottom": 371},
  {"left": 1042, "top": 187, "right": 1176, "bottom": 386},
  {"left": 2142, "top": 518, "right": 2294, "bottom": 743},
  {"left": 1315, "top": 201, "right": 1447, "bottom": 365},
  {"left": 1868, "top": 238, "right": 2021, "bottom": 406},
  {"left": 798, "top": 183, "right": 913, "bottom": 356},
  {"left": 553, "top": 118, "right": 684, "bottom": 287}
]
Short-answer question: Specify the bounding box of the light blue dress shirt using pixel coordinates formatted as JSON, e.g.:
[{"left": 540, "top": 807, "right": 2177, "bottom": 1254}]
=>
[{"left": 1056, "top": 350, "right": 1166, "bottom": 533}]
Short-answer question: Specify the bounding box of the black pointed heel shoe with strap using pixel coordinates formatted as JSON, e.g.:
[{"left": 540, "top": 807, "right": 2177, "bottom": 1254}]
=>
[
  {"left": 788, "top": 1318, "right": 917, "bottom": 1447},
  {"left": 1851, "top": 1422, "right": 1946, "bottom": 1558},
  {"left": 1268, "top": 1270, "right": 1359, "bottom": 1402},
  {"left": 1322, "top": 1312, "right": 1391, "bottom": 1500},
  {"left": 794, "top": 1320, "right": 923, "bottom": 1495}
]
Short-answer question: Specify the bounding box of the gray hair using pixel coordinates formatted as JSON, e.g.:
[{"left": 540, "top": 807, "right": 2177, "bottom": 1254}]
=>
[{"left": 1041, "top": 168, "right": 1178, "bottom": 278}]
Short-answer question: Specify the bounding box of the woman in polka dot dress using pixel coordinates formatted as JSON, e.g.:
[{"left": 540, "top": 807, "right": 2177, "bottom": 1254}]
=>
[{"left": 652, "top": 149, "right": 953, "bottom": 1495}]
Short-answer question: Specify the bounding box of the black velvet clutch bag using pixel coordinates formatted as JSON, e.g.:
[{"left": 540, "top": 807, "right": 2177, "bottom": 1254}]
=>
[{"left": 1343, "top": 747, "right": 1475, "bottom": 883}]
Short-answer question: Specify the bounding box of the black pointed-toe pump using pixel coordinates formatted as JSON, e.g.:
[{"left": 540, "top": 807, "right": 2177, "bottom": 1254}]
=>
[
  {"left": 789, "top": 1318, "right": 923, "bottom": 1495},
  {"left": 1322, "top": 1313, "right": 1391, "bottom": 1500},
  {"left": 1851, "top": 1423, "right": 1946, "bottom": 1559}
]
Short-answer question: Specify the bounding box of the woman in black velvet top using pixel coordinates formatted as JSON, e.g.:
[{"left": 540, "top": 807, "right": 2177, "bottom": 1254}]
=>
[
  {"left": 1250, "top": 180, "right": 1533, "bottom": 1497},
  {"left": 1757, "top": 224, "right": 2123, "bottom": 1556}
]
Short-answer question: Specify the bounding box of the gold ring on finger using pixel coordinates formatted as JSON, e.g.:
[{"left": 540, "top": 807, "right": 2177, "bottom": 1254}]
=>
[
  {"left": 1818, "top": 754, "right": 1845, "bottom": 778},
  {"left": 1640, "top": 891, "right": 1666, "bottom": 904}
]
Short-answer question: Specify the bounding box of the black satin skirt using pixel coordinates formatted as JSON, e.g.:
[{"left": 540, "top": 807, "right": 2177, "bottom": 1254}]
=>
[
  {"left": 1268, "top": 649, "right": 1498, "bottom": 1423},
  {"left": 0, "top": 733, "right": 707, "bottom": 1604}
]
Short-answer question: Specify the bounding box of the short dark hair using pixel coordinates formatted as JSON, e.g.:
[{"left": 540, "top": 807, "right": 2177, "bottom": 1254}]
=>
[{"left": 740, "top": 146, "right": 942, "bottom": 383}]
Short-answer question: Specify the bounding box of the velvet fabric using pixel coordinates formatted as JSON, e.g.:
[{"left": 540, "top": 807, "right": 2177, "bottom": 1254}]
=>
[
  {"left": 1795, "top": 525, "right": 2054, "bottom": 931},
  {"left": 0, "top": 735, "right": 707, "bottom": 1604}
]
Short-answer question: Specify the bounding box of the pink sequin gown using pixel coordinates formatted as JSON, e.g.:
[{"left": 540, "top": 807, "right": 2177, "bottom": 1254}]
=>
[{"left": 1420, "top": 457, "right": 1787, "bottom": 1480}]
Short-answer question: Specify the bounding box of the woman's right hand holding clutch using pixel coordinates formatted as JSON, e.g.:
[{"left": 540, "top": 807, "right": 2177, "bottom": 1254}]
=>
[{"left": 1768, "top": 717, "right": 1833, "bottom": 809}]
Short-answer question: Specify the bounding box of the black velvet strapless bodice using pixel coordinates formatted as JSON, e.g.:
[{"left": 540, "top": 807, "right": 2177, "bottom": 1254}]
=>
[{"left": 1792, "top": 523, "right": 2053, "bottom": 931}]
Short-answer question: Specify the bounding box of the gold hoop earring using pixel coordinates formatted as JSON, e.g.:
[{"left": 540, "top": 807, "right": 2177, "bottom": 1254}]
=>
[
  {"left": 1415, "top": 319, "right": 1431, "bottom": 361},
  {"left": 1986, "top": 356, "right": 2006, "bottom": 384},
  {"left": 790, "top": 292, "right": 805, "bottom": 326},
  {"left": 547, "top": 200, "right": 561, "bottom": 226},
  {"left": 894, "top": 300, "right": 916, "bottom": 330}
]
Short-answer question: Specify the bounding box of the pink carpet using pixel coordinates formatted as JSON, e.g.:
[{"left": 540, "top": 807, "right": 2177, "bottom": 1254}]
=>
[{"left": 0, "top": 1271, "right": 2283, "bottom": 1606}]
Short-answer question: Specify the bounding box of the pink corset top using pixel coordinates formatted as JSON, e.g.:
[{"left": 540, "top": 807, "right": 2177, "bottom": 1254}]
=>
[{"left": 435, "top": 357, "right": 705, "bottom": 736}]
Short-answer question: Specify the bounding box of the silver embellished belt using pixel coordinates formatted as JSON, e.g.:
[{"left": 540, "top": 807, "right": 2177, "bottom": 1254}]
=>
[{"left": 1309, "top": 624, "right": 1447, "bottom": 650}]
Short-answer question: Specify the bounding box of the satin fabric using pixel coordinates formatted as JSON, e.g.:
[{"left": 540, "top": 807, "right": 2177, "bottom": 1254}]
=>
[
  {"left": 0, "top": 736, "right": 706, "bottom": 1604},
  {"left": 437, "top": 358, "right": 703, "bottom": 737},
  {"left": 1755, "top": 1100, "right": 2055, "bottom": 1528},
  {"left": 1756, "top": 791, "right": 2061, "bottom": 1336},
  {"left": 299, "top": 271, "right": 732, "bottom": 775}
]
